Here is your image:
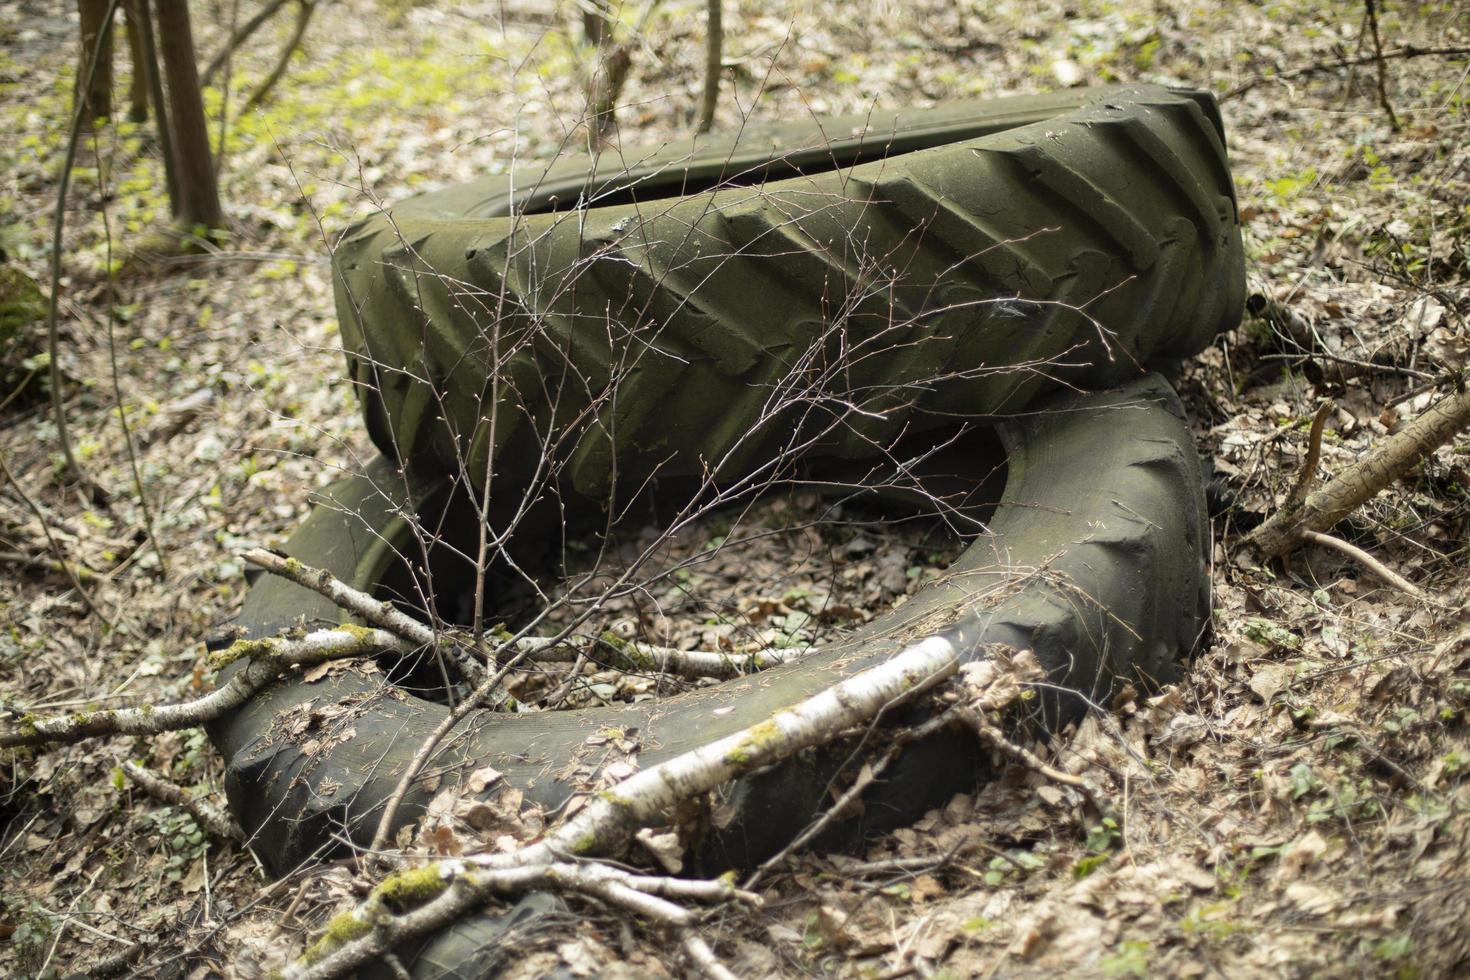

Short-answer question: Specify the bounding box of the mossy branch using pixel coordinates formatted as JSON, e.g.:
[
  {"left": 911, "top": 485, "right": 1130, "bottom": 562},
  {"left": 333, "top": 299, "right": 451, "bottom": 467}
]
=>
[
  {"left": 288, "top": 631, "right": 973, "bottom": 979},
  {"left": 242, "top": 547, "right": 484, "bottom": 683},
  {"left": 0, "top": 625, "right": 406, "bottom": 750}
]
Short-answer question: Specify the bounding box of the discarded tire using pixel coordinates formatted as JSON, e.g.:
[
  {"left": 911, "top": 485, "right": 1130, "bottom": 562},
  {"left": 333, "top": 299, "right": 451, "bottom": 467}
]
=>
[
  {"left": 209, "top": 374, "right": 1209, "bottom": 974},
  {"left": 212, "top": 82, "right": 1244, "bottom": 975},
  {"left": 333, "top": 84, "right": 1243, "bottom": 499}
]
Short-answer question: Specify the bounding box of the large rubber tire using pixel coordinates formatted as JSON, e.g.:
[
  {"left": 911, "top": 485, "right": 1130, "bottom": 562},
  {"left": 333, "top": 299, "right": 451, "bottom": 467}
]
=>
[
  {"left": 208, "top": 374, "right": 1208, "bottom": 974},
  {"left": 333, "top": 85, "right": 1244, "bottom": 498}
]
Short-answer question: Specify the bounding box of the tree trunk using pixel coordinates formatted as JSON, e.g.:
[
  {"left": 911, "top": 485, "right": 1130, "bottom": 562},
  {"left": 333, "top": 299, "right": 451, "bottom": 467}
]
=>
[
  {"left": 697, "top": 0, "right": 721, "bottom": 133},
  {"left": 122, "top": 0, "right": 148, "bottom": 122},
  {"left": 129, "top": 0, "right": 178, "bottom": 213},
  {"left": 77, "top": 0, "right": 115, "bottom": 128},
  {"left": 153, "top": 0, "right": 223, "bottom": 230}
]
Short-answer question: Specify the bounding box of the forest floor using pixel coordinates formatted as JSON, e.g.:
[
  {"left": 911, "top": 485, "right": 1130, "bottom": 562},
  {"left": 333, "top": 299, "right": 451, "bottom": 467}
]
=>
[{"left": 2, "top": 0, "right": 1468, "bottom": 976}]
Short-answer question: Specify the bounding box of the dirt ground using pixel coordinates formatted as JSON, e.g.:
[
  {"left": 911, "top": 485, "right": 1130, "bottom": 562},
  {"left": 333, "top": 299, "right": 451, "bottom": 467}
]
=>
[{"left": 2, "top": 0, "right": 1468, "bottom": 976}]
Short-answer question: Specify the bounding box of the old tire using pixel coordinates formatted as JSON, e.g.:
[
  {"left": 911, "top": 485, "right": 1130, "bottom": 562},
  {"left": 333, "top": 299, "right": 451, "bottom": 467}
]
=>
[
  {"left": 208, "top": 373, "right": 1208, "bottom": 973},
  {"left": 333, "top": 84, "right": 1243, "bottom": 499}
]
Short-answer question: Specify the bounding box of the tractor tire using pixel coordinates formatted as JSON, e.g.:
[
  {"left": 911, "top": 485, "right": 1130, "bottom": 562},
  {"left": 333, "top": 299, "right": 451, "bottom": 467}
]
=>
[
  {"left": 209, "top": 373, "right": 1209, "bottom": 975},
  {"left": 333, "top": 85, "right": 1243, "bottom": 500}
]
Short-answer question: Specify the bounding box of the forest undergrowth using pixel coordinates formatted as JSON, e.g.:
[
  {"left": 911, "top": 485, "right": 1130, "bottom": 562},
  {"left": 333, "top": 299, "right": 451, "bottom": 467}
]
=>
[{"left": 1, "top": 0, "right": 1468, "bottom": 976}]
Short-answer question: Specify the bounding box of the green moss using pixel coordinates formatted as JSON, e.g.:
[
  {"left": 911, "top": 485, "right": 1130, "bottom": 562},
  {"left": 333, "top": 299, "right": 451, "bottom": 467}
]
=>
[
  {"left": 723, "top": 719, "right": 782, "bottom": 766},
  {"left": 597, "top": 789, "right": 633, "bottom": 808},
  {"left": 208, "top": 636, "right": 280, "bottom": 669},
  {"left": 599, "top": 631, "right": 653, "bottom": 670},
  {"left": 299, "top": 910, "right": 372, "bottom": 965},
  {"left": 374, "top": 862, "right": 450, "bottom": 911}
]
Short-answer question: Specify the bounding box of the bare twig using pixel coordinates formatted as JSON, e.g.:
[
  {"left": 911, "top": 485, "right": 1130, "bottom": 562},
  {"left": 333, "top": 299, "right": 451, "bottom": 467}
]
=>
[
  {"left": 506, "top": 633, "right": 807, "bottom": 680},
  {"left": 242, "top": 0, "right": 315, "bottom": 112},
  {"left": 241, "top": 547, "right": 483, "bottom": 682},
  {"left": 365, "top": 637, "right": 542, "bottom": 860},
  {"left": 1223, "top": 43, "right": 1470, "bottom": 100},
  {"left": 960, "top": 707, "right": 1088, "bottom": 790},
  {"left": 1363, "top": 0, "right": 1401, "bottom": 130},
  {"left": 94, "top": 133, "right": 168, "bottom": 577},
  {"left": 200, "top": 0, "right": 292, "bottom": 86},
  {"left": 121, "top": 761, "right": 243, "bottom": 842},
  {"left": 0, "top": 448, "right": 107, "bottom": 622},
  {"left": 1427, "top": 619, "right": 1470, "bottom": 672},
  {"left": 48, "top": 0, "right": 126, "bottom": 480},
  {"left": 286, "top": 860, "right": 751, "bottom": 980}
]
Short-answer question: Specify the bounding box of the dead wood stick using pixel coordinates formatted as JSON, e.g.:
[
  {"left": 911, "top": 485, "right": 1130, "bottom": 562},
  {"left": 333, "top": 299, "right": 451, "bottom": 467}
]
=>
[
  {"left": 1363, "top": 0, "right": 1401, "bottom": 130},
  {"left": 0, "top": 626, "right": 406, "bottom": 749},
  {"left": 121, "top": 760, "right": 243, "bottom": 842},
  {"left": 744, "top": 701, "right": 972, "bottom": 889},
  {"left": 1427, "top": 619, "right": 1470, "bottom": 673},
  {"left": 1287, "top": 401, "right": 1334, "bottom": 509},
  {"left": 241, "top": 0, "right": 314, "bottom": 111},
  {"left": 200, "top": 0, "right": 292, "bottom": 86},
  {"left": 1245, "top": 385, "right": 1470, "bottom": 559},
  {"left": 1299, "top": 529, "right": 1426, "bottom": 599}
]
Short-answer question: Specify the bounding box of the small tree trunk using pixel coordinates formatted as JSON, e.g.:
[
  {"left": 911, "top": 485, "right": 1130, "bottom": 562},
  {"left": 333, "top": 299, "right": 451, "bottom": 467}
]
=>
[
  {"left": 582, "top": 0, "right": 611, "bottom": 45},
  {"left": 122, "top": 0, "right": 148, "bottom": 122},
  {"left": 154, "top": 0, "right": 223, "bottom": 231},
  {"left": 696, "top": 0, "right": 721, "bottom": 133},
  {"left": 78, "top": 0, "right": 115, "bottom": 128},
  {"left": 130, "top": 0, "right": 178, "bottom": 213}
]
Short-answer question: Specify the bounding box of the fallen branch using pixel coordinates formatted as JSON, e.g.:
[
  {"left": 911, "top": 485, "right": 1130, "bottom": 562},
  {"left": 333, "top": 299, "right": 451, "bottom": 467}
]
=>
[
  {"left": 242, "top": 548, "right": 484, "bottom": 682},
  {"left": 960, "top": 707, "right": 1088, "bottom": 790},
  {"left": 245, "top": 547, "right": 801, "bottom": 682},
  {"left": 287, "top": 860, "right": 753, "bottom": 980},
  {"left": 1245, "top": 385, "right": 1470, "bottom": 559},
  {"left": 1300, "top": 529, "right": 1426, "bottom": 599},
  {"left": 0, "top": 625, "right": 405, "bottom": 749},
  {"left": 286, "top": 632, "right": 968, "bottom": 978},
  {"left": 121, "top": 760, "right": 243, "bottom": 842},
  {"left": 1286, "top": 401, "right": 1333, "bottom": 510},
  {"left": 506, "top": 633, "right": 808, "bottom": 680}
]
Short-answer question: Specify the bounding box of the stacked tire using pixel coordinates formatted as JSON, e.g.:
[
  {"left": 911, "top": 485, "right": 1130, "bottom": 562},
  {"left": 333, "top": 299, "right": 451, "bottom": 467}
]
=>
[{"left": 210, "top": 84, "right": 1243, "bottom": 977}]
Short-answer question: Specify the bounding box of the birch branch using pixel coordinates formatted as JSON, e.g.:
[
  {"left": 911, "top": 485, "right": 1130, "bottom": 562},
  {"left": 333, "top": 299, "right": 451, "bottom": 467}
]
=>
[
  {"left": 286, "top": 860, "right": 752, "bottom": 980},
  {"left": 506, "top": 633, "right": 809, "bottom": 680},
  {"left": 243, "top": 549, "right": 809, "bottom": 683},
  {"left": 242, "top": 548, "right": 484, "bottom": 682},
  {"left": 1245, "top": 385, "right": 1470, "bottom": 558},
  {"left": 0, "top": 626, "right": 405, "bottom": 749},
  {"left": 286, "top": 632, "right": 968, "bottom": 979}
]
